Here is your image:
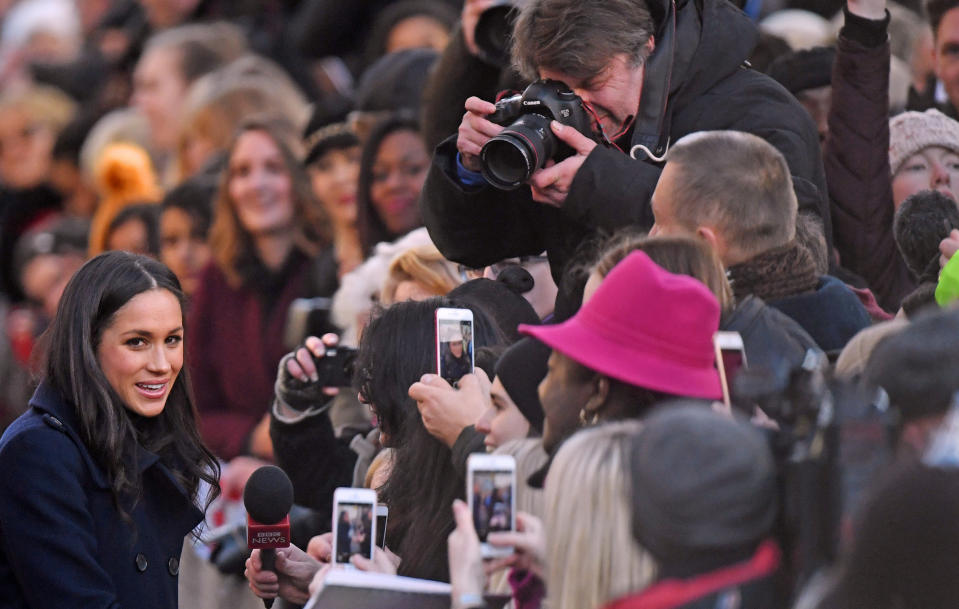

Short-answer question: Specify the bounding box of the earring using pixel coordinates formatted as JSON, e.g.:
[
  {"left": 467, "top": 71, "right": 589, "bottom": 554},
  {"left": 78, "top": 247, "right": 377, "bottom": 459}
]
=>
[{"left": 579, "top": 408, "right": 598, "bottom": 426}]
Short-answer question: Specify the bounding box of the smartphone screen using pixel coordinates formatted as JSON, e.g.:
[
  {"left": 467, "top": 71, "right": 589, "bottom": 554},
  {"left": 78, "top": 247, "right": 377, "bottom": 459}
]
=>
[
  {"left": 375, "top": 508, "right": 388, "bottom": 549},
  {"left": 471, "top": 469, "right": 514, "bottom": 542},
  {"left": 436, "top": 310, "right": 474, "bottom": 385},
  {"left": 720, "top": 347, "right": 746, "bottom": 387},
  {"left": 333, "top": 502, "right": 374, "bottom": 564}
]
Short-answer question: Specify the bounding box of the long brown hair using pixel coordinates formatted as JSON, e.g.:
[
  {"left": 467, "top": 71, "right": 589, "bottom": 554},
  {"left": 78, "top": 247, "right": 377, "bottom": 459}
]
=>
[{"left": 208, "top": 116, "right": 330, "bottom": 287}]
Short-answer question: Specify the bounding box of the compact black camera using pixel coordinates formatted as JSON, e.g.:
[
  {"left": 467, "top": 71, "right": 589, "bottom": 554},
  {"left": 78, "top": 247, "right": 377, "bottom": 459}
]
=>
[
  {"left": 480, "top": 79, "right": 596, "bottom": 190},
  {"left": 311, "top": 346, "right": 357, "bottom": 389}
]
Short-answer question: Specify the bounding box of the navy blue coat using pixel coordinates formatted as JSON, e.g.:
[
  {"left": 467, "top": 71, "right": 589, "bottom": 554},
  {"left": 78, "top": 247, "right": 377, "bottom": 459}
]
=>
[{"left": 0, "top": 382, "right": 204, "bottom": 608}]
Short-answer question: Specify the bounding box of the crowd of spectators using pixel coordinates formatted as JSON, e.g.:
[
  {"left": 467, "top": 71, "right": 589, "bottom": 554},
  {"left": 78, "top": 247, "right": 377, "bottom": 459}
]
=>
[{"left": 3, "top": 0, "right": 959, "bottom": 607}]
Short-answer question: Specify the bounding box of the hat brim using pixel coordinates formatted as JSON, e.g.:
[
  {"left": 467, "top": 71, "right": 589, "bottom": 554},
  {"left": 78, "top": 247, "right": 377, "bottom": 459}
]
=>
[{"left": 519, "top": 320, "right": 722, "bottom": 400}]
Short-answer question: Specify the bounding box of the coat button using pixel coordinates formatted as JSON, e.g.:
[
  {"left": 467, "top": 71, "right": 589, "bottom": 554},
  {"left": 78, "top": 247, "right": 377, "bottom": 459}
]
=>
[
  {"left": 135, "top": 553, "right": 148, "bottom": 572},
  {"left": 167, "top": 557, "right": 179, "bottom": 576}
]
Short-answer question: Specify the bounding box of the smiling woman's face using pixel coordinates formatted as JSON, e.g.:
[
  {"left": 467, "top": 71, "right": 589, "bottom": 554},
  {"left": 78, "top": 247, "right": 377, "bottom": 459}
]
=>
[
  {"left": 228, "top": 130, "right": 295, "bottom": 237},
  {"left": 96, "top": 288, "right": 184, "bottom": 417}
]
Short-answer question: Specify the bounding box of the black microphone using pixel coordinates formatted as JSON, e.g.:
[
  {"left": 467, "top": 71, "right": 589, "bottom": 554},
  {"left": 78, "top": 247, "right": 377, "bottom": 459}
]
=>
[{"left": 244, "top": 466, "right": 294, "bottom": 609}]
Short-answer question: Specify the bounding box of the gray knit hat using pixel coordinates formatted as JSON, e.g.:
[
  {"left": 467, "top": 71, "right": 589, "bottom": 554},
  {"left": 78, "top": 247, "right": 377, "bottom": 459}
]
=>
[
  {"left": 889, "top": 109, "right": 959, "bottom": 175},
  {"left": 629, "top": 404, "right": 777, "bottom": 563}
]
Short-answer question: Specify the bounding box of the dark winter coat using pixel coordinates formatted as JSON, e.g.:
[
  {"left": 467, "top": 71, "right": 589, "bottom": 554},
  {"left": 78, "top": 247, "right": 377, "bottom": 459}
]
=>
[
  {"left": 420, "top": 0, "right": 830, "bottom": 288},
  {"left": 269, "top": 406, "right": 356, "bottom": 519},
  {"left": 0, "top": 382, "right": 203, "bottom": 609},
  {"left": 768, "top": 276, "right": 872, "bottom": 353},
  {"left": 826, "top": 10, "right": 915, "bottom": 313},
  {"left": 722, "top": 295, "right": 820, "bottom": 370}
]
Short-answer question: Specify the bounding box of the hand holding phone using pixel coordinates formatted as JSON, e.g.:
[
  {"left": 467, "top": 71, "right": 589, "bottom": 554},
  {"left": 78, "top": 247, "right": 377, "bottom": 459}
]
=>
[
  {"left": 467, "top": 454, "right": 516, "bottom": 559},
  {"left": 409, "top": 369, "right": 491, "bottom": 448}
]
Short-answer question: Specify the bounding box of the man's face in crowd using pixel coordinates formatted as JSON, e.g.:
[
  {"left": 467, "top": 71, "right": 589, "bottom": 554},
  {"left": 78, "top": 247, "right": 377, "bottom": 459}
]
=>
[
  {"left": 796, "top": 85, "right": 831, "bottom": 153},
  {"left": 132, "top": 46, "right": 188, "bottom": 152},
  {"left": 539, "top": 52, "right": 648, "bottom": 139},
  {"left": 935, "top": 7, "right": 959, "bottom": 111},
  {"left": 649, "top": 162, "right": 691, "bottom": 239}
]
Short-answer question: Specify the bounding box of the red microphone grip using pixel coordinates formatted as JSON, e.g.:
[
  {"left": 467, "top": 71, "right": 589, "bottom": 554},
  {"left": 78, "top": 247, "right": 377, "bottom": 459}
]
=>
[{"left": 247, "top": 515, "right": 291, "bottom": 549}]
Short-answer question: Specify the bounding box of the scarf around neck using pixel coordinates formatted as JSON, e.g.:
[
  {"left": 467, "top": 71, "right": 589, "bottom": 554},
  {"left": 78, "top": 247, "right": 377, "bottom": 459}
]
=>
[{"left": 727, "top": 241, "right": 819, "bottom": 303}]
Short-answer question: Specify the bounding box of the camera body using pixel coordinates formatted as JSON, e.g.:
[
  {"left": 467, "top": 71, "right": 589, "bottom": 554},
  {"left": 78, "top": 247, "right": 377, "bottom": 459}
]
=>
[
  {"left": 480, "top": 79, "right": 596, "bottom": 190},
  {"left": 310, "top": 346, "right": 357, "bottom": 389}
]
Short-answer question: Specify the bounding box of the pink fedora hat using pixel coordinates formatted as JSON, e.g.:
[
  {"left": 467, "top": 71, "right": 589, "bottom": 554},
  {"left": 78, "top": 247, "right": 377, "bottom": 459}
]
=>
[{"left": 519, "top": 250, "right": 722, "bottom": 399}]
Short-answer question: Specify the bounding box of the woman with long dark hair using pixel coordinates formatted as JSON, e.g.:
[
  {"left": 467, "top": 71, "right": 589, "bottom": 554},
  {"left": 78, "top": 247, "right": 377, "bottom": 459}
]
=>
[
  {"left": 357, "top": 298, "right": 501, "bottom": 580},
  {"left": 0, "top": 251, "right": 219, "bottom": 608},
  {"left": 244, "top": 297, "right": 504, "bottom": 603}
]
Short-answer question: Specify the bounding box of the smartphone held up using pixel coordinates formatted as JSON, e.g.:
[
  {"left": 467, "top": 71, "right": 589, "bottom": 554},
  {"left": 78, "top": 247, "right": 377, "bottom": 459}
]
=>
[
  {"left": 713, "top": 331, "right": 748, "bottom": 410},
  {"left": 332, "top": 487, "right": 377, "bottom": 567},
  {"left": 435, "top": 307, "right": 474, "bottom": 386},
  {"left": 467, "top": 454, "right": 516, "bottom": 559}
]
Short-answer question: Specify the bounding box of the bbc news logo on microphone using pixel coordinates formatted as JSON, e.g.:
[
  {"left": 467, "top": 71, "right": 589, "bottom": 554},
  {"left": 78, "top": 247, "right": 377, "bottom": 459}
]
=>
[
  {"left": 247, "top": 518, "right": 291, "bottom": 549},
  {"left": 249, "top": 531, "right": 290, "bottom": 548}
]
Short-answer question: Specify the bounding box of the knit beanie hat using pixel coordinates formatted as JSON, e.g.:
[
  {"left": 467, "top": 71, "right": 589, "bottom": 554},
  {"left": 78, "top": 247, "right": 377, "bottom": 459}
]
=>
[
  {"left": 889, "top": 109, "right": 959, "bottom": 175},
  {"left": 494, "top": 337, "right": 549, "bottom": 433},
  {"left": 894, "top": 189, "right": 959, "bottom": 281},
  {"left": 767, "top": 46, "right": 835, "bottom": 95},
  {"left": 448, "top": 272, "right": 540, "bottom": 343},
  {"left": 354, "top": 48, "right": 438, "bottom": 114},
  {"left": 629, "top": 404, "right": 777, "bottom": 563}
]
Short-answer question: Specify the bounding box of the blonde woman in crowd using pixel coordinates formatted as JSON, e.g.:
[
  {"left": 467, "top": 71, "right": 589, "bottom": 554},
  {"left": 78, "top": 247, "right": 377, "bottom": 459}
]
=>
[{"left": 448, "top": 420, "right": 655, "bottom": 609}]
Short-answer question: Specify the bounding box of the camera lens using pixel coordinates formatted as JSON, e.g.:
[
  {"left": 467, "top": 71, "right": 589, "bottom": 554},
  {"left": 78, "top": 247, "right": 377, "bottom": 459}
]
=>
[{"left": 481, "top": 113, "right": 556, "bottom": 190}]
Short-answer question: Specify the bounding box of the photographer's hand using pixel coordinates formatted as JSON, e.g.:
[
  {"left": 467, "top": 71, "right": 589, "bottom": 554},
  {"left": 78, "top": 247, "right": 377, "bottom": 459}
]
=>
[
  {"left": 458, "top": 96, "right": 501, "bottom": 172},
  {"left": 529, "top": 121, "right": 597, "bottom": 207},
  {"left": 275, "top": 334, "right": 341, "bottom": 413},
  {"left": 409, "top": 371, "right": 492, "bottom": 448}
]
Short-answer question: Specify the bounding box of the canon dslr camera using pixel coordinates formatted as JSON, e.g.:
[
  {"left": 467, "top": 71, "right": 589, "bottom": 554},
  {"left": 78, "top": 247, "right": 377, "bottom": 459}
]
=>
[{"left": 480, "top": 79, "right": 596, "bottom": 190}]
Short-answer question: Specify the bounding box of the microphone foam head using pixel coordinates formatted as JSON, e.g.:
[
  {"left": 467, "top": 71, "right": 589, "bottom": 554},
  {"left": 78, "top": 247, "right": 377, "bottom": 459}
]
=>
[{"left": 243, "top": 465, "right": 294, "bottom": 524}]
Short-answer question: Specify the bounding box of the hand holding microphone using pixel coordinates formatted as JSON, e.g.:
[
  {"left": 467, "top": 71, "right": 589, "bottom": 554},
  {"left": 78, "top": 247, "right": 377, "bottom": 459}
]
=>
[{"left": 244, "top": 465, "right": 294, "bottom": 609}]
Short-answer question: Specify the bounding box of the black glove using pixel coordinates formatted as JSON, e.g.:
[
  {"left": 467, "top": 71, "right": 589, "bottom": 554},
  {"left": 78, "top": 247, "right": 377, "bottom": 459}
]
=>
[{"left": 274, "top": 352, "right": 335, "bottom": 413}]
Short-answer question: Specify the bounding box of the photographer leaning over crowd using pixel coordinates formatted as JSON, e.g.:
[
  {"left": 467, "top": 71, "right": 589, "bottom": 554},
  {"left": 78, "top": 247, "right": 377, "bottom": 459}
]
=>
[
  {"left": 421, "top": 0, "right": 832, "bottom": 313},
  {"left": 649, "top": 130, "right": 871, "bottom": 353}
]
